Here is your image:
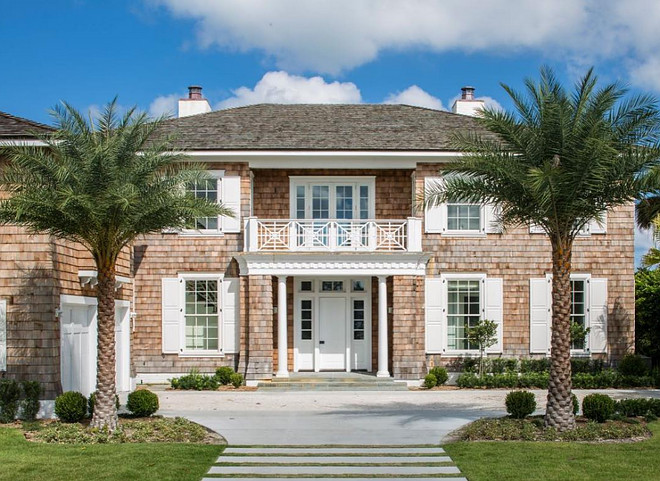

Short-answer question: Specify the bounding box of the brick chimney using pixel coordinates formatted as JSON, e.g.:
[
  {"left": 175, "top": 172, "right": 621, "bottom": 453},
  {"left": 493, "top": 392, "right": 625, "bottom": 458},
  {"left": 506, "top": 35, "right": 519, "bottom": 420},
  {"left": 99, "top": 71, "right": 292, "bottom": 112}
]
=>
[
  {"left": 451, "top": 86, "right": 485, "bottom": 117},
  {"left": 178, "top": 85, "right": 212, "bottom": 118}
]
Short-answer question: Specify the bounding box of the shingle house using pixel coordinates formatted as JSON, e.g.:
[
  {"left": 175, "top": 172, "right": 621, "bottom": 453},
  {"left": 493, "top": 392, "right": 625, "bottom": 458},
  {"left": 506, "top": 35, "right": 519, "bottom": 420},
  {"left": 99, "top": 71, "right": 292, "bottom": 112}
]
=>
[{"left": 0, "top": 87, "right": 634, "bottom": 396}]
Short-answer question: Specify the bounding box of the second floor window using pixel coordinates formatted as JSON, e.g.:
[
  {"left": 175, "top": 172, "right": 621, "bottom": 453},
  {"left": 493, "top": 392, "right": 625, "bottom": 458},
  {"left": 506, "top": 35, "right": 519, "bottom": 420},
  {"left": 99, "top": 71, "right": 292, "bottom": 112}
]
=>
[
  {"left": 447, "top": 201, "right": 481, "bottom": 232},
  {"left": 189, "top": 178, "right": 219, "bottom": 230},
  {"left": 290, "top": 177, "right": 375, "bottom": 220}
]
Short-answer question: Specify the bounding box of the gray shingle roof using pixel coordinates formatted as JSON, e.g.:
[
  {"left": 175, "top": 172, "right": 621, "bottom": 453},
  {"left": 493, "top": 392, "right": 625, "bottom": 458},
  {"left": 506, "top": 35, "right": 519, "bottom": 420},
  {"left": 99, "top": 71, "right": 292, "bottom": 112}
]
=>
[
  {"left": 154, "top": 104, "right": 498, "bottom": 151},
  {"left": 0, "top": 111, "right": 52, "bottom": 138}
]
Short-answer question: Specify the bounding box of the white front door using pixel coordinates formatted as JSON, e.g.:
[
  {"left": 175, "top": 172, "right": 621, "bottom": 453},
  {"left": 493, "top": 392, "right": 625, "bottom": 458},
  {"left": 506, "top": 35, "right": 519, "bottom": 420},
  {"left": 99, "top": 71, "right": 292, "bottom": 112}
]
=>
[{"left": 318, "top": 297, "right": 347, "bottom": 370}]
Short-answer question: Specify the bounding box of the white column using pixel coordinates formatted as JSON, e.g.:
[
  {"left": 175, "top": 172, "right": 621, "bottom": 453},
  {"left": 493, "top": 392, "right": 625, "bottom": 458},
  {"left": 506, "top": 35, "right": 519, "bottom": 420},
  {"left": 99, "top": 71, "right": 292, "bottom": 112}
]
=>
[
  {"left": 377, "top": 275, "right": 390, "bottom": 378},
  {"left": 276, "top": 275, "right": 289, "bottom": 378}
]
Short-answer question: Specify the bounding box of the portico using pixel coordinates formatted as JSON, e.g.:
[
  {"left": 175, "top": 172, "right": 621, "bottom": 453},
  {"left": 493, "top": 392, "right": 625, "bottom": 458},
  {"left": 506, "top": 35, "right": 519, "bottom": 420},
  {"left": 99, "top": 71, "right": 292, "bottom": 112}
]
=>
[{"left": 235, "top": 252, "right": 429, "bottom": 381}]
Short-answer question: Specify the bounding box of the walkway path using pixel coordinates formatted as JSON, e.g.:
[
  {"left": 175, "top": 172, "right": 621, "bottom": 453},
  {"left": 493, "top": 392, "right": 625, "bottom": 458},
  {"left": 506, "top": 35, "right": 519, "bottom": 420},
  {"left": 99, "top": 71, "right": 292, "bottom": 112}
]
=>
[{"left": 202, "top": 445, "right": 467, "bottom": 481}]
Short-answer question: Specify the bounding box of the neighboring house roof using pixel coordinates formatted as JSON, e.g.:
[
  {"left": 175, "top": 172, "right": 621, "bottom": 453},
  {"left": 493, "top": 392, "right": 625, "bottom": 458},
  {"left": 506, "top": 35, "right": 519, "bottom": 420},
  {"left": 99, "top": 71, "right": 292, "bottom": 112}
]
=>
[
  {"left": 0, "top": 110, "right": 53, "bottom": 139},
  {"left": 154, "top": 104, "right": 498, "bottom": 151}
]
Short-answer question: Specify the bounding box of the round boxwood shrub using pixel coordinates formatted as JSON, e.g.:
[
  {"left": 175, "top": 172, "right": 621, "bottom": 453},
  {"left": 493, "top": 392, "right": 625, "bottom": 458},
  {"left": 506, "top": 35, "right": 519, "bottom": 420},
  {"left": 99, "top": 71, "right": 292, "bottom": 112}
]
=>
[
  {"left": 429, "top": 367, "right": 449, "bottom": 386},
  {"left": 572, "top": 393, "right": 579, "bottom": 415},
  {"left": 126, "top": 389, "right": 159, "bottom": 417},
  {"left": 230, "top": 373, "right": 244, "bottom": 389},
  {"left": 505, "top": 390, "right": 537, "bottom": 419},
  {"left": 582, "top": 393, "right": 615, "bottom": 423},
  {"left": 424, "top": 373, "right": 437, "bottom": 389},
  {"left": 618, "top": 354, "right": 649, "bottom": 377},
  {"left": 215, "top": 366, "right": 235, "bottom": 385},
  {"left": 55, "top": 391, "right": 87, "bottom": 423},
  {"left": 88, "top": 391, "right": 120, "bottom": 416}
]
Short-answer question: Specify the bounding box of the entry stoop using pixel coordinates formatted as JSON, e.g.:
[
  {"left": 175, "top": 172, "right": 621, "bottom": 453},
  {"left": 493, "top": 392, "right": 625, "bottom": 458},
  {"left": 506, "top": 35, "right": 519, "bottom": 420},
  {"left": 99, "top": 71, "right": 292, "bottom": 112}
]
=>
[{"left": 257, "top": 372, "right": 409, "bottom": 391}]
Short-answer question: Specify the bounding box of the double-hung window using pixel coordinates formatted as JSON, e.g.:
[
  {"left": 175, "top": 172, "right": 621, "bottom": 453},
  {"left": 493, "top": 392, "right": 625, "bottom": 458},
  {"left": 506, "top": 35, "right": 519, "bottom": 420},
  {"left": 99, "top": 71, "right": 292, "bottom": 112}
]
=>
[
  {"left": 570, "top": 279, "right": 588, "bottom": 351},
  {"left": 447, "top": 201, "right": 482, "bottom": 232},
  {"left": 447, "top": 279, "right": 482, "bottom": 351},
  {"left": 184, "top": 278, "right": 220, "bottom": 352},
  {"left": 183, "top": 170, "right": 241, "bottom": 235},
  {"left": 189, "top": 177, "right": 220, "bottom": 231}
]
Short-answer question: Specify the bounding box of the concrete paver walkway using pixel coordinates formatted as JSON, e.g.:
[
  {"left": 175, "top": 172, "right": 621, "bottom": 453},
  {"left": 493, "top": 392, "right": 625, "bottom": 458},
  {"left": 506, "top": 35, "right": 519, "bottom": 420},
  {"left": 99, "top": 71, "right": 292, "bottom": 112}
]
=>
[{"left": 203, "top": 445, "right": 467, "bottom": 481}]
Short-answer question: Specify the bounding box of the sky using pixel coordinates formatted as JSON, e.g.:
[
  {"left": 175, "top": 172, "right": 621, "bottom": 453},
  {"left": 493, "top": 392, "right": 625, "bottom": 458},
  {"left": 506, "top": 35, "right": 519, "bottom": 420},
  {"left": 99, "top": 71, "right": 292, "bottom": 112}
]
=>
[{"left": 0, "top": 0, "right": 657, "bottom": 264}]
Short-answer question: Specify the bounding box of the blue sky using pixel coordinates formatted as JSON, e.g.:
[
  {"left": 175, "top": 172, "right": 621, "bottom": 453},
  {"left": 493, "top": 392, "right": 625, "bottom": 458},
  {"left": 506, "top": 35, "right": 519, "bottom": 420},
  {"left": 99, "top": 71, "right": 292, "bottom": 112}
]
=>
[{"left": 0, "top": 0, "right": 657, "bottom": 264}]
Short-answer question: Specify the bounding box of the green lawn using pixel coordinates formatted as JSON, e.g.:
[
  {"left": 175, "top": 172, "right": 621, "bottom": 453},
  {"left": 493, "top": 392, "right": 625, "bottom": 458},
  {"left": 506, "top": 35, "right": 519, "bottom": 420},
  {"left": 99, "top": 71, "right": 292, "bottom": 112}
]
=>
[
  {"left": 0, "top": 426, "right": 224, "bottom": 481},
  {"left": 445, "top": 421, "right": 660, "bottom": 481}
]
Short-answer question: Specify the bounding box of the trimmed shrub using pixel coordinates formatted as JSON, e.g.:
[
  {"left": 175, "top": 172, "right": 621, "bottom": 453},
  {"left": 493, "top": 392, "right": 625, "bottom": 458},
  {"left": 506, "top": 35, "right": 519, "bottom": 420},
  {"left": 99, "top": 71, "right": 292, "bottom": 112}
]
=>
[
  {"left": 230, "top": 373, "right": 244, "bottom": 389},
  {"left": 424, "top": 373, "right": 437, "bottom": 389},
  {"left": 170, "top": 369, "right": 219, "bottom": 390},
  {"left": 429, "top": 366, "right": 449, "bottom": 385},
  {"left": 55, "top": 391, "right": 87, "bottom": 423},
  {"left": 88, "top": 391, "right": 120, "bottom": 416},
  {"left": 20, "top": 381, "right": 41, "bottom": 421},
  {"left": 571, "top": 358, "right": 605, "bottom": 375},
  {"left": 215, "top": 366, "right": 235, "bottom": 385},
  {"left": 616, "top": 398, "right": 660, "bottom": 417},
  {"left": 618, "top": 354, "right": 649, "bottom": 377},
  {"left": 456, "top": 373, "right": 479, "bottom": 388},
  {"left": 572, "top": 393, "right": 579, "bottom": 415},
  {"left": 126, "top": 390, "right": 159, "bottom": 417},
  {"left": 0, "top": 379, "right": 21, "bottom": 423},
  {"left": 520, "top": 358, "right": 550, "bottom": 374},
  {"left": 582, "top": 393, "right": 616, "bottom": 423},
  {"left": 505, "top": 391, "right": 537, "bottom": 419}
]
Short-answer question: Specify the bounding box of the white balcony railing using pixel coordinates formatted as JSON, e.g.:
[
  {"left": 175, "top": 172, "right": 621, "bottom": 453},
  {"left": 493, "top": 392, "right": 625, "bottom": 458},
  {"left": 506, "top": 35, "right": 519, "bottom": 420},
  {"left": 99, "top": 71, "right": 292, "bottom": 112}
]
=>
[{"left": 244, "top": 217, "right": 423, "bottom": 253}]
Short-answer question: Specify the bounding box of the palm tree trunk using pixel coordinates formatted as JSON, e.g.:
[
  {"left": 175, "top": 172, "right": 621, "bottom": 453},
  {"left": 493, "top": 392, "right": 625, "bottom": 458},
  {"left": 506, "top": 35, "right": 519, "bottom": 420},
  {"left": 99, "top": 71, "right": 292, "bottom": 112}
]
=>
[
  {"left": 545, "top": 238, "right": 576, "bottom": 431},
  {"left": 89, "top": 261, "right": 118, "bottom": 431}
]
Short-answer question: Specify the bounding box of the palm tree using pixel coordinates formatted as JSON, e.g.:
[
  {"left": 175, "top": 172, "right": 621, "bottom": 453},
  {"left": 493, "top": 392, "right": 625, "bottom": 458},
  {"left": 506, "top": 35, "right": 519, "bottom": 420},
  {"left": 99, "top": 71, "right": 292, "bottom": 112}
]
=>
[
  {"left": 426, "top": 67, "right": 660, "bottom": 431},
  {"left": 0, "top": 100, "right": 231, "bottom": 430}
]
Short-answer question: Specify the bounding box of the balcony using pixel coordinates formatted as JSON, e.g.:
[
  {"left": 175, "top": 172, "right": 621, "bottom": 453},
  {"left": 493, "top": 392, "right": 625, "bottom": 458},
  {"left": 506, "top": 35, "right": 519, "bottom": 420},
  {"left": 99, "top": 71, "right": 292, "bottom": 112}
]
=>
[{"left": 244, "top": 217, "right": 422, "bottom": 253}]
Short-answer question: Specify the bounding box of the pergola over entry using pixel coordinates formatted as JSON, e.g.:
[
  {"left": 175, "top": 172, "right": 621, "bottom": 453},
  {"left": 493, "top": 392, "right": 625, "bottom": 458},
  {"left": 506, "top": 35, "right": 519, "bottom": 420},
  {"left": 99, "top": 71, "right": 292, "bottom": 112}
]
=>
[{"left": 235, "top": 252, "right": 430, "bottom": 379}]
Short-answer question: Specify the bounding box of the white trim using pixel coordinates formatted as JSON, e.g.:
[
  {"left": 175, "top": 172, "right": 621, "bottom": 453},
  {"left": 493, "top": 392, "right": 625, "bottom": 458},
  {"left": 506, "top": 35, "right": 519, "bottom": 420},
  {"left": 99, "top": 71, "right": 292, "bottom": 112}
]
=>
[
  {"left": 235, "top": 252, "right": 430, "bottom": 276},
  {"left": 78, "top": 271, "right": 132, "bottom": 288}
]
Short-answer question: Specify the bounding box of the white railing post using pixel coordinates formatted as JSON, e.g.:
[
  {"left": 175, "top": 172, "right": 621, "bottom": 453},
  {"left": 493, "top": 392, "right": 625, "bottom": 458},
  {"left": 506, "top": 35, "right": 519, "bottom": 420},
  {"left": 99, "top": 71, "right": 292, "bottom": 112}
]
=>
[
  {"left": 245, "top": 217, "right": 258, "bottom": 251},
  {"left": 288, "top": 220, "right": 297, "bottom": 251},
  {"left": 329, "top": 222, "right": 337, "bottom": 251},
  {"left": 407, "top": 217, "right": 422, "bottom": 252}
]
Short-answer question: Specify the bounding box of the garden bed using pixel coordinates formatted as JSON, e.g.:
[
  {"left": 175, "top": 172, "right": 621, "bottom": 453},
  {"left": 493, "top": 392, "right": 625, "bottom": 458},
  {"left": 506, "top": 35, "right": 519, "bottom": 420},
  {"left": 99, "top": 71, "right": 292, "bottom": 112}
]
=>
[
  {"left": 454, "top": 416, "right": 652, "bottom": 442},
  {"left": 16, "top": 416, "right": 226, "bottom": 445}
]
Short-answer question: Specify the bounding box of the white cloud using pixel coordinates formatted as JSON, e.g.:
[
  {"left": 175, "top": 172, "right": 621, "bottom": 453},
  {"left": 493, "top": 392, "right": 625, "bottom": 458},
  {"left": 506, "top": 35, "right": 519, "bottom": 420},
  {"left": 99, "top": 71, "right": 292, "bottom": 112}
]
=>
[
  {"left": 384, "top": 85, "right": 444, "bottom": 110},
  {"left": 216, "top": 71, "right": 361, "bottom": 109},
  {"left": 148, "top": 0, "right": 660, "bottom": 90},
  {"left": 148, "top": 93, "right": 181, "bottom": 118}
]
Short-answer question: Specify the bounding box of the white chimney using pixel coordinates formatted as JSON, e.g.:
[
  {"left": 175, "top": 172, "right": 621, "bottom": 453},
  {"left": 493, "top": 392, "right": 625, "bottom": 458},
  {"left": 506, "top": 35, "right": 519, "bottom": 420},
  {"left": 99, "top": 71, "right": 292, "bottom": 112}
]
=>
[
  {"left": 451, "top": 86, "right": 485, "bottom": 117},
  {"left": 178, "top": 85, "right": 212, "bottom": 118}
]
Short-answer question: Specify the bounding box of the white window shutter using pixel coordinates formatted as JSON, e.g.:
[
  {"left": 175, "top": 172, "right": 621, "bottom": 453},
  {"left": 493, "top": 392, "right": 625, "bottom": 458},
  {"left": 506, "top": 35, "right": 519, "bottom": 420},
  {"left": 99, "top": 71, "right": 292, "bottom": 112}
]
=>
[
  {"left": 529, "top": 223, "right": 545, "bottom": 234},
  {"left": 162, "top": 278, "right": 181, "bottom": 354},
  {"left": 485, "top": 278, "right": 503, "bottom": 353},
  {"left": 425, "top": 278, "right": 444, "bottom": 353},
  {"left": 589, "top": 211, "right": 607, "bottom": 234},
  {"left": 222, "top": 278, "right": 240, "bottom": 353},
  {"left": 530, "top": 278, "right": 551, "bottom": 354},
  {"left": 221, "top": 176, "right": 241, "bottom": 233},
  {"left": 424, "top": 177, "right": 446, "bottom": 233},
  {"left": 589, "top": 278, "right": 608, "bottom": 353},
  {"left": 0, "top": 300, "right": 6, "bottom": 371},
  {"left": 484, "top": 204, "right": 503, "bottom": 233}
]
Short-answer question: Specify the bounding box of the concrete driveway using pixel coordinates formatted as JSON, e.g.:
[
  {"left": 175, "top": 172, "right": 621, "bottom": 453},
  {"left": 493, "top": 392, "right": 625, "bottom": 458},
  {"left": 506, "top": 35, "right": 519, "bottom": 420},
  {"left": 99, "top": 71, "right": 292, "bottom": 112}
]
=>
[{"left": 157, "top": 388, "right": 659, "bottom": 445}]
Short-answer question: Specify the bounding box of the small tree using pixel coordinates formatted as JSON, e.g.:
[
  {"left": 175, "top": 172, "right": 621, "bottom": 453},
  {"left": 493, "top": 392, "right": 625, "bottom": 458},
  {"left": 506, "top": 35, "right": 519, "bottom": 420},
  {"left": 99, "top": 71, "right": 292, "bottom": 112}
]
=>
[
  {"left": 467, "top": 319, "right": 498, "bottom": 376},
  {"left": 570, "top": 321, "right": 590, "bottom": 350}
]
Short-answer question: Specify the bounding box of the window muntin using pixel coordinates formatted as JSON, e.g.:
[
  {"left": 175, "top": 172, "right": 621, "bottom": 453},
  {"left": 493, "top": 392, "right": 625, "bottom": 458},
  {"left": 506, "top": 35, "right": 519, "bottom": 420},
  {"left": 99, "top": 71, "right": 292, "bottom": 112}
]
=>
[
  {"left": 321, "top": 281, "right": 344, "bottom": 292},
  {"left": 296, "top": 185, "right": 306, "bottom": 219},
  {"left": 300, "top": 299, "right": 313, "bottom": 340},
  {"left": 570, "top": 279, "right": 587, "bottom": 350},
  {"left": 188, "top": 179, "right": 219, "bottom": 230},
  {"left": 447, "top": 280, "right": 481, "bottom": 350},
  {"left": 353, "top": 299, "right": 365, "bottom": 340},
  {"left": 312, "top": 185, "right": 330, "bottom": 219},
  {"left": 359, "top": 186, "right": 369, "bottom": 220},
  {"left": 447, "top": 202, "right": 481, "bottom": 231},
  {"left": 184, "top": 280, "right": 219, "bottom": 351}
]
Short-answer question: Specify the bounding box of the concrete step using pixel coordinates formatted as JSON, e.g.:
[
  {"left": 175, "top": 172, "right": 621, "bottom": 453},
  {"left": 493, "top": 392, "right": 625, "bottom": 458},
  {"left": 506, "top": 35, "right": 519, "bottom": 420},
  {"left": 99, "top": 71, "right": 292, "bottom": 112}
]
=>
[
  {"left": 224, "top": 447, "right": 446, "bottom": 454},
  {"left": 257, "top": 382, "right": 408, "bottom": 391},
  {"left": 208, "top": 465, "right": 461, "bottom": 475},
  {"left": 216, "top": 455, "right": 452, "bottom": 464}
]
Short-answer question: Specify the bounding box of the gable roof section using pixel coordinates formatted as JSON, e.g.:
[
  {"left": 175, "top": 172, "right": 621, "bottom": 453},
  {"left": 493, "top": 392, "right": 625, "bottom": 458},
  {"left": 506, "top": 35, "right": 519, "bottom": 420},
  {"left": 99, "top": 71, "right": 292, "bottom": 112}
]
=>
[
  {"left": 0, "top": 110, "right": 53, "bottom": 139},
  {"left": 153, "top": 104, "right": 499, "bottom": 151}
]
